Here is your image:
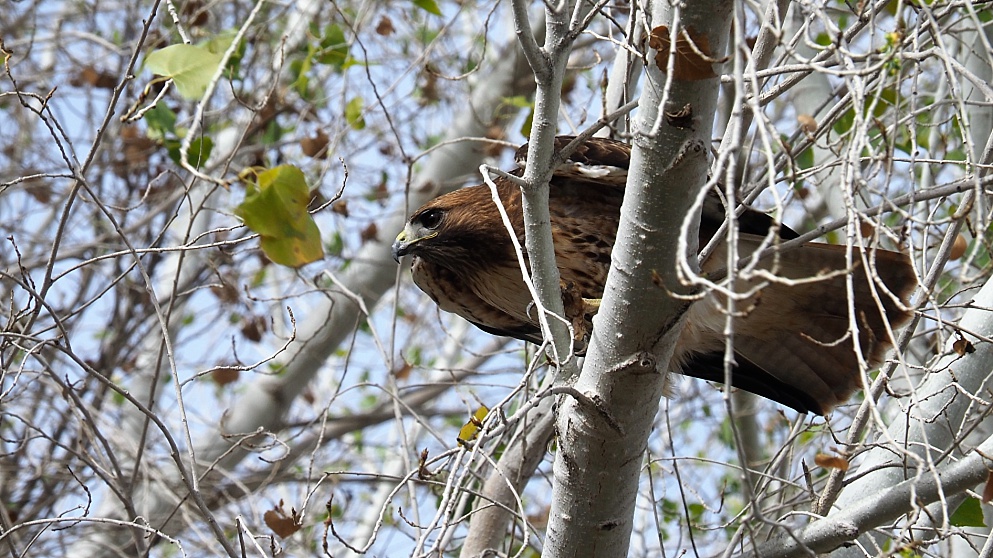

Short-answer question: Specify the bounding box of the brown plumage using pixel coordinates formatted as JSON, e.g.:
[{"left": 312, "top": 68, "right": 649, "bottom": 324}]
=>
[{"left": 392, "top": 137, "right": 916, "bottom": 414}]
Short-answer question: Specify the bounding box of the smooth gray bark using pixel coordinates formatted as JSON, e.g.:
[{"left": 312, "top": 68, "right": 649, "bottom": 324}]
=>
[{"left": 543, "top": 1, "right": 734, "bottom": 556}]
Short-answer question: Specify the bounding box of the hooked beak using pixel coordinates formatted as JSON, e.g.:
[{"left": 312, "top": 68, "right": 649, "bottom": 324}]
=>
[
  {"left": 391, "top": 230, "right": 411, "bottom": 263},
  {"left": 392, "top": 222, "right": 437, "bottom": 263}
]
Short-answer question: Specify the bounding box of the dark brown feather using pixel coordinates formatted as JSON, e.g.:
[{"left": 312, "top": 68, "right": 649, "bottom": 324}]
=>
[{"left": 394, "top": 136, "right": 915, "bottom": 414}]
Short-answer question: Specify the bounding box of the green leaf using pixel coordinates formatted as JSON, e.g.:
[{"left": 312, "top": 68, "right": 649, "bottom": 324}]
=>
[
  {"left": 950, "top": 497, "right": 985, "bottom": 528},
  {"left": 686, "top": 502, "right": 705, "bottom": 523},
  {"left": 203, "top": 32, "right": 244, "bottom": 77},
  {"left": 503, "top": 95, "right": 532, "bottom": 108},
  {"left": 796, "top": 146, "right": 814, "bottom": 170},
  {"left": 261, "top": 120, "right": 284, "bottom": 145},
  {"left": 190, "top": 136, "right": 213, "bottom": 166},
  {"left": 519, "top": 106, "right": 534, "bottom": 138},
  {"left": 201, "top": 32, "right": 235, "bottom": 56},
  {"left": 166, "top": 135, "right": 214, "bottom": 167},
  {"left": 833, "top": 108, "right": 855, "bottom": 135},
  {"left": 326, "top": 231, "right": 344, "bottom": 257},
  {"left": 316, "top": 24, "right": 349, "bottom": 69},
  {"left": 143, "top": 103, "right": 177, "bottom": 139},
  {"left": 145, "top": 44, "right": 225, "bottom": 99},
  {"left": 945, "top": 148, "right": 967, "bottom": 162},
  {"left": 290, "top": 57, "right": 312, "bottom": 98},
  {"left": 235, "top": 165, "right": 324, "bottom": 268},
  {"left": 413, "top": 0, "right": 442, "bottom": 16},
  {"left": 345, "top": 97, "right": 366, "bottom": 130}
]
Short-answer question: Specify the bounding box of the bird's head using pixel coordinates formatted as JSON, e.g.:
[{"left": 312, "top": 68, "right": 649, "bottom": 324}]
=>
[
  {"left": 392, "top": 206, "right": 447, "bottom": 262},
  {"left": 392, "top": 184, "right": 519, "bottom": 266}
]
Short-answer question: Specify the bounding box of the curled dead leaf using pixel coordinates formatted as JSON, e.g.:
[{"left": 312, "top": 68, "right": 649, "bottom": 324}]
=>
[
  {"left": 376, "top": 15, "right": 395, "bottom": 36},
  {"left": 953, "top": 337, "right": 975, "bottom": 356},
  {"left": 240, "top": 315, "right": 267, "bottom": 342},
  {"left": 264, "top": 500, "right": 302, "bottom": 538},
  {"left": 419, "top": 70, "right": 439, "bottom": 105},
  {"left": 210, "top": 280, "right": 240, "bottom": 304},
  {"left": 950, "top": 234, "right": 968, "bottom": 260},
  {"left": 648, "top": 25, "right": 719, "bottom": 81},
  {"left": 797, "top": 114, "right": 818, "bottom": 134},
  {"left": 484, "top": 126, "right": 507, "bottom": 157},
  {"left": 211, "top": 366, "right": 240, "bottom": 386},
  {"left": 859, "top": 220, "right": 875, "bottom": 239},
  {"left": 418, "top": 448, "right": 432, "bottom": 480},
  {"left": 814, "top": 452, "right": 850, "bottom": 471},
  {"left": 20, "top": 172, "right": 53, "bottom": 203},
  {"left": 394, "top": 361, "right": 413, "bottom": 381},
  {"left": 181, "top": 0, "right": 210, "bottom": 26},
  {"left": 308, "top": 188, "right": 329, "bottom": 213},
  {"left": 360, "top": 222, "right": 379, "bottom": 243},
  {"left": 331, "top": 199, "right": 350, "bottom": 218},
  {"left": 114, "top": 126, "right": 159, "bottom": 178},
  {"left": 373, "top": 178, "right": 389, "bottom": 204},
  {"left": 72, "top": 65, "right": 118, "bottom": 89},
  {"left": 300, "top": 129, "right": 330, "bottom": 159}
]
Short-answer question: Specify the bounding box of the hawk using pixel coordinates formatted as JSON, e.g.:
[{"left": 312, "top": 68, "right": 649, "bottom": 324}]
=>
[{"left": 392, "top": 136, "right": 915, "bottom": 414}]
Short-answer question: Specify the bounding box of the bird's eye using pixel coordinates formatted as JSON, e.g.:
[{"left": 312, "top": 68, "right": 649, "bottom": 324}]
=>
[{"left": 419, "top": 209, "right": 444, "bottom": 230}]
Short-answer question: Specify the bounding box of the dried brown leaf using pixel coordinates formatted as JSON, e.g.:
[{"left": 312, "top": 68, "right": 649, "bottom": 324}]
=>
[
  {"left": 648, "top": 25, "right": 718, "bottom": 81},
  {"left": 240, "top": 315, "right": 267, "bottom": 342},
  {"left": 814, "top": 452, "right": 850, "bottom": 471},
  {"left": 950, "top": 234, "right": 968, "bottom": 260},
  {"left": 953, "top": 337, "right": 975, "bottom": 356},
  {"left": 331, "top": 199, "right": 350, "bottom": 218},
  {"left": 797, "top": 113, "right": 818, "bottom": 134},
  {"left": 264, "top": 501, "right": 302, "bottom": 538},
  {"left": 376, "top": 16, "right": 395, "bottom": 36},
  {"left": 211, "top": 366, "right": 240, "bottom": 386},
  {"left": 300, "top": 129, "right": 330, "bottom": 159},
  {"left": 394, "top": 362, "right": 413, "bottom": 381},
  {"left": 418, "top": 448, "right": 432, "bottom": 480},
  {"left": 360, "top": 222, "right": 379, "bottom": 243},
  {"left": 72, "top": 65, "right": 118, "bottom": 89}
]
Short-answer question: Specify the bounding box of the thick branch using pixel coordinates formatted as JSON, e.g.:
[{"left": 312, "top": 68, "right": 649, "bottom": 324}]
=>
[
  {"left": 738, "top": 434, "right": 993, "bottom": 558},
  {"left": 544, "top": 2, "right": 735, "bottom": 556}
]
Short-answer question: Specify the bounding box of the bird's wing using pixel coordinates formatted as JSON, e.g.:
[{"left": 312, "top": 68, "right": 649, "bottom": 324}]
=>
[
  {"left": 520, "top": 136, "right": 798, "bottom": 241},
  {"left": 679, "top": 238, "right": 915, "bottom": 414},
  {"left": 515, "top": 136, "right": 632, "bottom": 185}
]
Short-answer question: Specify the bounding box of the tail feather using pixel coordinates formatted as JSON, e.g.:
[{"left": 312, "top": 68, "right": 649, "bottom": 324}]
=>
[{"left": 679, "top": 239, "right": 916, "bottom": 414}]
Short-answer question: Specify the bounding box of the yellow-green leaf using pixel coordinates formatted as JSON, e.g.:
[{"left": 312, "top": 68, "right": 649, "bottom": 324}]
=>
[
  {"left": 413, "top": 0, "right": 442, "bottom": 16},
  {"left": 201, "top": 32, "right": 235, "bottom": 56},
  {"left": 145, "top": 44, "right": 224, "bottom": 99},
  {"left": 520, "top": 105, "right": 534, "bottom": 138},
  {"left": 457, "top": 405, "right": 489, "bottom": 446},
  {"left": 345, "top": 97, "right": 366, "bottom": 130},
  {"left": 236, "top": 165, "right": 324, "bottom": 268}
]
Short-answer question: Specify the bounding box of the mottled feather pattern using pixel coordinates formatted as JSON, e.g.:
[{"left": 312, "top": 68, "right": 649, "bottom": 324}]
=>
[{"left": 394, "top": 136, "right": 916, "bottom": 414}]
